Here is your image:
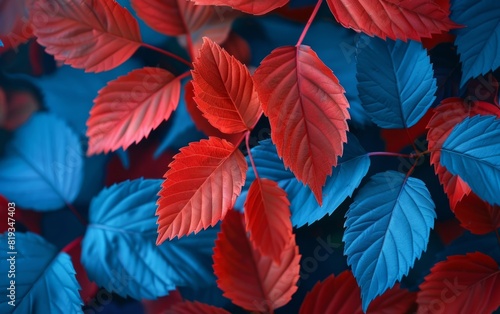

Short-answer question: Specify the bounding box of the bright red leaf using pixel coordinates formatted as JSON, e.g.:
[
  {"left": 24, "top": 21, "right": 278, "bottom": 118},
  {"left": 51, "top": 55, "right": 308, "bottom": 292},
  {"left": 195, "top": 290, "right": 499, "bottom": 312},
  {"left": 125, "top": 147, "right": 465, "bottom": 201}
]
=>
[
  {"left": 300, "top": 271, "right": 416, "bottom": 314},
  {"left": 184, "top": 81, "right": 244, "bottom": 145},
  {"left": 326, "top": 0, "right": 460, "bottom": 41},
  {"left": 156, "top": 137, "right": 247, "bottom": 243},
  {"left": 169, "top": 301, "right": 230, "bottom": 314},
  {"left": 427, "top": 98, "right": 500, "bottom": 209},
  {"left": 244, "top": 178, "right": 293, "bottom": 263},
  {"left": 62, "top": 237, "right": 99, "bottom": 304},
  {"left": 191, "top": 38, "right": 262, "bottom": 134},
  {"left": 87, "top": 67, "right": 181, "bottom": 155},
  {"left": 131, "top": 0, "right": 212, "bottom": 37},
  {"left": 30, "top": 0, "right": 142, "bottom": 72},
  {"left": 213, "top": 210, "right": 300, "bottom": 312},
  {"left": 454, "top": 193, "right": 500, "bottom": 235},
  {"left": 417, "top": 252, "right": 500, "bottom": 314},
  {"left": 191, "top": 0, "right": 289, "bottom": 15},
  {"left": 253, "top": 45, "right": 350, "bottom": 205}
]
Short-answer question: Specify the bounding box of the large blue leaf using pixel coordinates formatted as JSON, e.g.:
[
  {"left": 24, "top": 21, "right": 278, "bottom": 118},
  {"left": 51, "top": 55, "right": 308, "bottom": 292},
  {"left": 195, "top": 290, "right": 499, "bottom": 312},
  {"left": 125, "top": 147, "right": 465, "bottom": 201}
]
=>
[
  {"left": 81, "top": 178, "right": 217, "bottom": 300},
  {"left": 344, "top": 171, "right": 436, "bottom": 311},
  {"left": 235, "top": 133, "right": 370, "bottom": 227},
  {"left": 356, "top": 36, "right": 437, "bottom": 129},
  {"left": 440, "top": 115, "right": 500, "bottom": 206},
  {"left": 0, "top": 113, "right": 83, "bottom": 211},
  {"left": 0, "top": 232, "right": 82, "bottom": 313},
  {"left": 451, "top": 0, "right": 500, "bottom": 87}
]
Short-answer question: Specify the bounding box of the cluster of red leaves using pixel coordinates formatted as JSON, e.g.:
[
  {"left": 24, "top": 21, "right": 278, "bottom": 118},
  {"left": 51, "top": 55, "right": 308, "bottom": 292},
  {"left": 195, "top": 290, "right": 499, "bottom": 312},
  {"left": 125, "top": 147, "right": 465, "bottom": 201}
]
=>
[{"left": 5, "top": 0, "right": 499, "bottom": 312}]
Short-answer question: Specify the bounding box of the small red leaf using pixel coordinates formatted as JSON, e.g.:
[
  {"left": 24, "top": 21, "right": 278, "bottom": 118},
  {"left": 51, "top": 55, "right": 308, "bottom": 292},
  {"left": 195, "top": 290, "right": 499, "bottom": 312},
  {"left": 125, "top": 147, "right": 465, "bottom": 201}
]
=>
[
  {"left": 87, "top": 67, "right": 181, "bottom": 155},
  {"left": 326, "top": 0, "right": 460, "bottom": 41},
  {"left": 191, "top": 38, "right": 262, "bottom": 134},
  {"left": 156, "top": 137, "right": 247, "bottom": 243},
  {"left": 191, "top": 0, "right": 289, "bottom": 15},
  {"left": 427, "top": 98, "right": 500, "bottom": 208},
  {"left": 184, "top": 81, "right": 244, "bottom": 145},
  {"left": 131, "top": 0, "right": 212, "bottom": 37},
  {"left": 299, "top": 271, "right": 415, "bottom": 314},
  {"left": 253, "top": 45, "right": 350, "bottom": 205},
  {"left": 244, "top": 178, "right": 293, "bottom": 263},
  {"left": 454, "top": 193, "right": 500, "bottom": 235},
  {"left": 417, "top": 252, "right": 500, "bottom": 314},
  {"left": 169, "top": 301, "right": 230, "bottom": 314},
  {"left": 30, "top": 0, "right": 142, "bottom": 72},
  {"left": 213, "top": 210, "right": 300, "bottom": 312},
  {"left": 62, "top": 237, "right": 99, "bottom": 304}
]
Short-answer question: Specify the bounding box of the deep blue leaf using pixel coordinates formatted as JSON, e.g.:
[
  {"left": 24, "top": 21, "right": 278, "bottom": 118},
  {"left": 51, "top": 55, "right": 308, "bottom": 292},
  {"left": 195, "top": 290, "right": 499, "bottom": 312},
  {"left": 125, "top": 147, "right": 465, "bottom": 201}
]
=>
[
  {"left": 344, "top": 171, "right": 436, "bottom": 311},
  {"left": 81, "top": 178, "right": 217, "bottom": 300},
  {"left": 356, "top": 36, "right": 437, "bottom": 128},
  {"left": 239, "top": 16, "right": 369, "bottom": 126},
  {"left": 154, "top": 79, "right": 204, "bottom": 158},
  {"left": 0, "top": 113, "right": 83, "bottom": 211},
  {"left": 451, "top": 0, "right": 500, "bottom": 86},
  {"left": 235, "top": 133, "right": 370, "bottom": 227},
  {"left": 440, "top": 115, "right": 500, "bottom": 206},
  {"left": 0, "top": 232, "right": 82, "bottom": 313}
]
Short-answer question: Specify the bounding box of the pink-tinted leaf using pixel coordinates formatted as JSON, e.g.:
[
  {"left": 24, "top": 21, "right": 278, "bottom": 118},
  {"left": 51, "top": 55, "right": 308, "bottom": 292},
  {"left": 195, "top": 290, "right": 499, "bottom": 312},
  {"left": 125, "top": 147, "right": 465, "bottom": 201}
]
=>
[
  {"left": 156, "top": 137, "right": 247, "bottom": 243},
  {"left": 191, "top": 0, "right": 289, "bottom": 15},
  {"left": 131, "top": 0, "right": 212, "bottom": 36},
  {"left": 244, "top": 178, "right": 293, "bottom": 264},
  {"left": 213, "top": 210, "right": 300, "bottom": 312},
  {"left": 191, "top": 38, "right": 262, "bottom": 134},
  {"left": 30, "top": 0, "right": 142, "bottom": 72},
  {"left": 253, "top": 45, "right": 350, "bottom": 205},
  {"left": 87, "top": 67, "right": 181, "bottom": 155},
  {"left": 326, "top": 0, "right": 460, "bottom": 41}
]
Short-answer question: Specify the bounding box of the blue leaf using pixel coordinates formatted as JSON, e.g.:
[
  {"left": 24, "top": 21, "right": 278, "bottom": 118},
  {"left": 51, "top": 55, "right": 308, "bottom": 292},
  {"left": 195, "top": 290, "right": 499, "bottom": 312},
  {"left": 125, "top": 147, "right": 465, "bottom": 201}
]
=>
[
  {"left": 0, "top": 113, "right": 83, "bottom": 211},
  {"left": 356, "top": 36, "right": 437, "bottom": 128},
  {"left": 154, "top": 79, "right": 204, "bottom": 158},
  {"left": 451, "top": 0, "right": 500, "bottom": 86},
  {"left": 0, "top": 232, "right": 82, "bottom": 313},
  {"left": 440, "top": 115, "right": 500, "bottom": 206},
  {"left": 235, "top": 133, "right": 370, "bottom": 227},
  {"left": 344, "top": 171, "right": 436, "bottom": 311},
  {"left": 82, "top": 178, "right": 217, "bottom": 300},
  {"left": 239, "top": 16, "right": 370, "bottom": 126}
]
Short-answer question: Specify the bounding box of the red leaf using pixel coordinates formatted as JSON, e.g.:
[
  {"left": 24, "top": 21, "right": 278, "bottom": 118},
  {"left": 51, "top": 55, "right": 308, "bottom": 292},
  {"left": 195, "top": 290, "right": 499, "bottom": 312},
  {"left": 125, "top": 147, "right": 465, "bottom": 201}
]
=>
[
  {"left": 434, "top": 219, "right": 465, "bottom": 246},
  {"left": 191, "top": 0, "right": 289, "bottom": 15},
  {"left": 427, "top": 98, "right": 500, "bottom": 208},
  {"left": 244, "top": 178, "right": 293, "bottom": 263},
  {"left": 326, "top": 0, "right": 460, "bottom": 41},
  {"left": 213, "top": 210, "right": 300, "bottom": 312},
  {"left": 299, "top": 272, "right": 362, "bottom": 314},
  {"left": 0, "top": 86, "right": 40, "bottom": 130},
  {"left": 0, "top": 195, "right": 42, "bottom": 234},
  {"left": 0, "top": 1, "right": 32, "bottom": 52},
  {"left": 184, "top": 81, "right": 244, "bottom": 145},
  {"left": 417, "top": 252, "right": 500, "bottom": 314},
  {"left": 156, "top": 137, "right": 247, "bottom": 243},
  {"left": 299, "top": 271, "right": 416, "bottom": 314},
  {"left": 30, "top": 0, "right": 142, "bottom": 72},
  {"left": 191, "top": 38, "right": 262, "bottom": 134},
  {"left": 421, "top": 0, "right": 455, "bottom": 50},
  {"left": 142, "top": 290, "right": 183, "bottom": 314},
  {"left": 131, "top": 0, "right": 212, "bottom": 37},
  {"left": 169, "top": 301, "right": 230, "bottom": 314},
  {"left": 253, "top": 45, "right": 350, "bottom": 205},
  {"left": 62, "top": 237, "right": 99, "bottom": 304},
  {"left": 87, "top": 67, "right": 181, "bottom": 155},
  {"left": 454, "top": 193, "right": 500, "bottom": 235},
  {"left": 222, "top": 31, "right": 251, "bottom": 65}
]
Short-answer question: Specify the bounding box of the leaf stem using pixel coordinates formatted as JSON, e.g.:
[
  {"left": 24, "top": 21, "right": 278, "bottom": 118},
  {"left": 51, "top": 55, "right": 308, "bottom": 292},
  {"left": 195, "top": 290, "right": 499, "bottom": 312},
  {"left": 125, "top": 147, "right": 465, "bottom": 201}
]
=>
[
  {"left": 245, "top": 131, "right": 261, "bottom": 181},
  {"left": 65, "top": 202, "right": 87, "bottom": 226},
  {"left": 296, "top": 0, "right": 323, "bottom": 47},
  {"left": 368, "top": 152, "right": 413, "bottom": 158},
  {"left": 141, "top": 43, "right": 193, "bottom": 68}
]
